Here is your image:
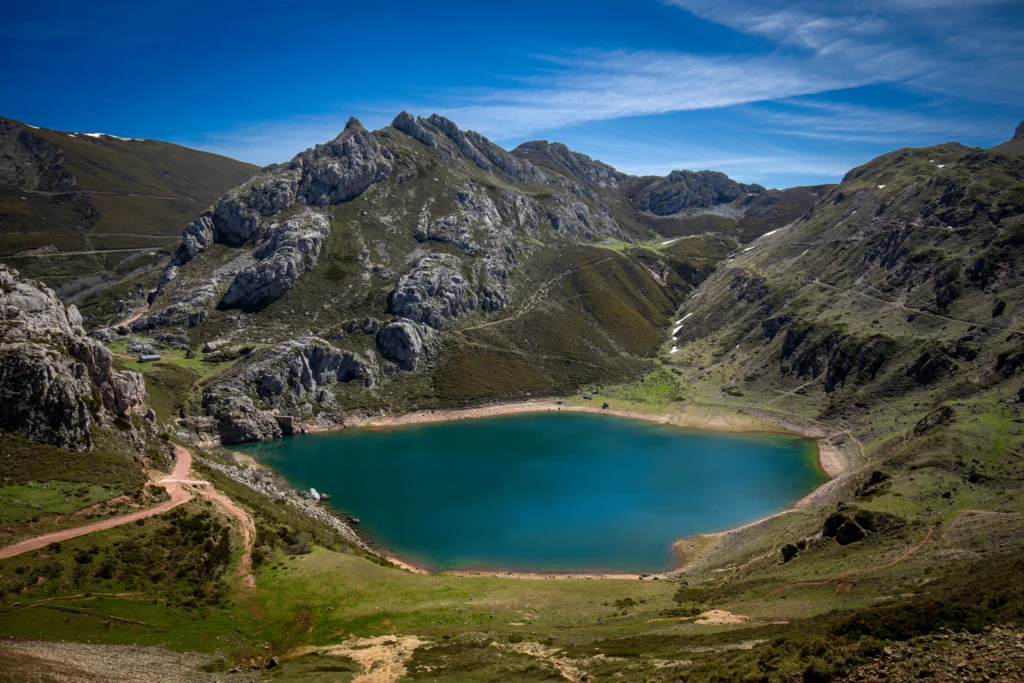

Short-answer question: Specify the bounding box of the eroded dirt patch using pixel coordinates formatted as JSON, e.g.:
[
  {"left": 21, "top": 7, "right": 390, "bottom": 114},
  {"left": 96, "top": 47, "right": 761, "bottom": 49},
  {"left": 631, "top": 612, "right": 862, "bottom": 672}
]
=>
[{"left": 304, "top": 635, "right": 428, "bottom": 683}]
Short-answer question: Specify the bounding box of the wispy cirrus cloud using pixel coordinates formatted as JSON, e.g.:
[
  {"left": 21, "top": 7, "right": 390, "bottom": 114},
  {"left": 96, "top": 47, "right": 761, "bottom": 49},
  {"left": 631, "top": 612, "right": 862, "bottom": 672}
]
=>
[
  {"left": 448, "top": 48, "right": 908, "bottom": 139},
  {"left": 179, "top": 0, "right": 1023, "bottom": 176},
  {"left": 755, "top": 98, "right": 1012, "bottom": 144}
]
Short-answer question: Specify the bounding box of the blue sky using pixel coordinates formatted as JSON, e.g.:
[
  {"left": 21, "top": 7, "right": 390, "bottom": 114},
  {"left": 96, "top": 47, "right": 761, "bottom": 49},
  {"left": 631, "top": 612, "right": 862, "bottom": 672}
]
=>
[{"left": 2, "top": 0, "right": 1022, "bottom": 188}]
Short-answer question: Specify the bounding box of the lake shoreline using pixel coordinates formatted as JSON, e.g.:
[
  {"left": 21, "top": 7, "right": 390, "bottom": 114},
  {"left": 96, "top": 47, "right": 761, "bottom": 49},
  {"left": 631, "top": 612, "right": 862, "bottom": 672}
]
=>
[{"left": 286, "top": 399, "right": 859, "bottom": 581}]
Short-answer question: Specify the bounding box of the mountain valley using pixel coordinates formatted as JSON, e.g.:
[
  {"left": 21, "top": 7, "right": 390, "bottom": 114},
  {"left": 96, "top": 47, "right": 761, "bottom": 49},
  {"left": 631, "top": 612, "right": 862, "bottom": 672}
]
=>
[{"left": 1, "top": 111, "right": 1023, "bottom": 682}]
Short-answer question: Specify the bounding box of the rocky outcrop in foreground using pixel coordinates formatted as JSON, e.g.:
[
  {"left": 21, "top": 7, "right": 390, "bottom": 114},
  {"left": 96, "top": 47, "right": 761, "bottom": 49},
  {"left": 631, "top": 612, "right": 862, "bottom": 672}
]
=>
[{"left": 0, "top": 265, "right": 144, "bottom": 449}]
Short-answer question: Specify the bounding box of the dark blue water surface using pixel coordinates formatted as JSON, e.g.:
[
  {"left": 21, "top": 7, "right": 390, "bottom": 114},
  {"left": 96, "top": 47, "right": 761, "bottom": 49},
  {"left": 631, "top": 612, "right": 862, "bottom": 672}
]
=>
[{"left": 235, "top": 412, "right": 824, "bottom": 572}]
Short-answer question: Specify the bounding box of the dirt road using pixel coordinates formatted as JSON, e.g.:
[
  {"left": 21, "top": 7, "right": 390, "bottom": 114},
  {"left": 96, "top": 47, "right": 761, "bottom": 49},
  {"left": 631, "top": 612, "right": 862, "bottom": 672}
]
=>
[
  {"left": 0, "top": 446, "right": 258, "bottom": 591},
  {"left": 0, "top": 446, "right": 195, "bottom": 561}
]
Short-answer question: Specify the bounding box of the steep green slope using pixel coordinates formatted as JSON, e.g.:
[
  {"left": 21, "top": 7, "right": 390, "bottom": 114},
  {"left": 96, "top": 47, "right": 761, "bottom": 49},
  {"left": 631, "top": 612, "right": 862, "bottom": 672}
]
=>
[{"left": 0, "top": 116, "right": 257, "bottom": 285}]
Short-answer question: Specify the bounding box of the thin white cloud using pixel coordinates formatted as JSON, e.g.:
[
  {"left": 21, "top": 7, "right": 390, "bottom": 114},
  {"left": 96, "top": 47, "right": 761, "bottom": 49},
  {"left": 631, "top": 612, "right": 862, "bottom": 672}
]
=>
[
  {"left": 757, "top": 99, "right": 1010, "bottom": 143},
  {"left": 664, "top": 0, "right": 1024, "bottom": 106},
  {"left": 447, "top": 49, "right": 896, "bottom": 138},
  {"left": 178, "top": 0, "right": 1022, "bottom": 174}
]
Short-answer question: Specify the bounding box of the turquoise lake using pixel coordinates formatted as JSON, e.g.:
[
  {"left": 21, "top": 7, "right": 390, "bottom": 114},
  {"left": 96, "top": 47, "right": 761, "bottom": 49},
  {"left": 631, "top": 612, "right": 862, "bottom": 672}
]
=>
[{"left": 235, "top": 412, "right": 825, "bottom": 572}]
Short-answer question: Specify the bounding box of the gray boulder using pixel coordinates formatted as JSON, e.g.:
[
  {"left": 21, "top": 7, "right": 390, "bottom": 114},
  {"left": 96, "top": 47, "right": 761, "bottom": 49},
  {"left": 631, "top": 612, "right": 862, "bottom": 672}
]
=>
[
  {"left": 126, "top": 338, "right": 158, "bottom": 356},
  {"left": 377, "top": 321, "right": 437, "bottom": 371}
]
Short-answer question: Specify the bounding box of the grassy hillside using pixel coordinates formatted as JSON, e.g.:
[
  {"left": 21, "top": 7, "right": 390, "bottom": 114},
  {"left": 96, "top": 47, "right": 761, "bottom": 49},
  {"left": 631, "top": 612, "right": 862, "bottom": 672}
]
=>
[{"left": 0, "top": 116, "right": 257, "bottom": 287}]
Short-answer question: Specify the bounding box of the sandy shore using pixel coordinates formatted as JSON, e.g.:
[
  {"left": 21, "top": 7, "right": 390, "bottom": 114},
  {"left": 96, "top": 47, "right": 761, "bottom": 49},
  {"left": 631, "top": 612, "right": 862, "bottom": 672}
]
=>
[
  {"left": 335, "top": 399, "right": 859, "bottom": 581},
  {"left": 350, "top": 399, "right": 821, "bottom": 438}
]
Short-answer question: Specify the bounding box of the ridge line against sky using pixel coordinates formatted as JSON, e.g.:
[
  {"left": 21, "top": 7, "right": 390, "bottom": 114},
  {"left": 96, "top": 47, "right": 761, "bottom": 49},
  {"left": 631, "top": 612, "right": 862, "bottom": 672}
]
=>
[{"left": 1, "top": 0, "right": 1022, "bottom": 187}]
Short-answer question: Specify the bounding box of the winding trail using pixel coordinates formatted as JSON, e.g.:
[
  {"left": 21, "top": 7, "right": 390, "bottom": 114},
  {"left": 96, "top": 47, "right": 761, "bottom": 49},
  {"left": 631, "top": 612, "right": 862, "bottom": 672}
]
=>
[
  {"left": 202, "top": 486, "right": 256, "bottom": 589},
  {"left": 0, "top": 446, "right": 257, "bottom": 589}
]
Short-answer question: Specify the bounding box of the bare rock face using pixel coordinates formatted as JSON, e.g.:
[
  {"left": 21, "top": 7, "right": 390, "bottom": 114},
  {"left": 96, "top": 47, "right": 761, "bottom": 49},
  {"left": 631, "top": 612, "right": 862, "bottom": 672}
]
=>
[
  {"left": 388, "top": 254, "right": 478, "bottom": 329},
  {"left": 392, "top": 111, "right": 436, "bottom": 147},
  {"left": 133, "top": 254, "right": 252, "bottom": 330},
  {"left": 297, "top": 118, "right": 393, "bottom": 207},
  {"left": 376, "top": 320, "right": 437, "bottom": 370},
  {"left": 635, "top": 170, "right": 766, "bottom": 216},
  {"left": 239, "top": 337, "right": 376, "bottom": 404},
  {"left": 202, "top": 390, "right": 282, "bottom": 446},
  {"left": 142, "top": 118, "right": 393, "bottom": 327},
  {"left": 201, "top": 337, "right": 376, "bottom": 444},
  {"left": 424, "top": 114, "right": 492, "bottom": 172},
  {"left": 1014, "top": 120, "right": 1024, "bottom": 140},
  {"left": 0, "top": 265, "right": 145, "bottom": 449},
  {"left": 173, "top": 117, "right": 389, "bottom": 265},
  {"left": 547, "top": 197, "right": 621, "bottom": 240},
  {"left": 221, "top": 211, "right": 331, "bottom": 308}
]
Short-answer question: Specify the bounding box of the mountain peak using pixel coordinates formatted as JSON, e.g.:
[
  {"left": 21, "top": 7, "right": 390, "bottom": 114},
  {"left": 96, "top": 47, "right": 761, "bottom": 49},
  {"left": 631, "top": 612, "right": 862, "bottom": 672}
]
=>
[{"left": 1014, "top": 119, "right": 1024, "bottom": 140}]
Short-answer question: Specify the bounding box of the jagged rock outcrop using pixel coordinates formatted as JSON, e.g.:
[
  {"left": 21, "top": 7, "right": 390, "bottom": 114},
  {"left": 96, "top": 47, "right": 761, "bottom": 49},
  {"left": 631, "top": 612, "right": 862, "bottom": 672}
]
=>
[
  {"left": 0, "top": 265, "right": 144, "bottom": 449},
  {"left": 512, "top": 140, "right": 627, "bottom": 188},
  {"left": 546, "top": 197, "right": 622, "bottom": 240},
  {"left": 636, "top": 170, "right": 765, "bottom": 216},
  {"left": 906, "top": 350, "right": 954, "bottom": 385},
  {"left": 388, "top": 254, "right": 479, "bottom": 328},
  {"left": 238, "top": 337, "right": 376, "bottom": 404},
  {"left": 1014, "top": 120, "right": 1024, "bottom": 140},
  {"left": 500, "top": 190, "right": 542, "bottom": 231},
  {"left": 0, "top": 117, "right": 77, "bottom": 191},
  {"left": 221, "top": 211, "right": 331, "bottom": 308},
  {"left": 202, "top": 390, "right": 282, "bottom": 446},
  {"left": 392, "top": 111, "right": 436, "bottom": 148},
  {"left": 779, "top": 328, "right": 897, "bottom": 393},
  {"left": 424, "top": 114, "right": 492, "bottom": 172},
  {"left": 142, "top": 118, "right": 394, "bottom": 327},
  {"left": 376, "top": 320, "right": 437, "bottom": 370},
  {"left": 823, "top": 507, "right": 904, "bottom": 546},
  {"left": 174, "top": 117, "right": 389, "bottom": 266},
  {"left": 298, "top": 118, "right": 392, "bottom": 207},
  {"left": 200, "top": 337, "right": 376, "bottom": 444},
  {"left": 416, "top": 189, "right": 505, "bottom": 250},
  {"left": 462, "top": 130, "right": 541, "bottom": 182},
  {"left": 133, "top": 254, "right": 252, "bottom": 330}
]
